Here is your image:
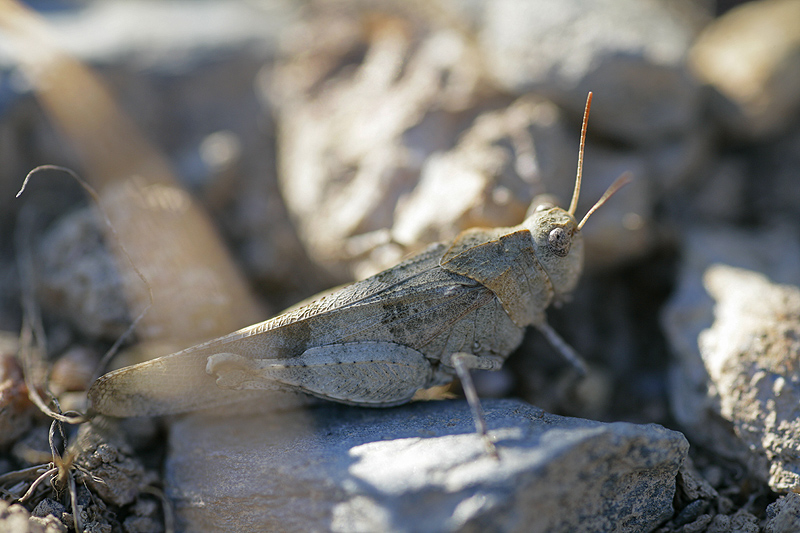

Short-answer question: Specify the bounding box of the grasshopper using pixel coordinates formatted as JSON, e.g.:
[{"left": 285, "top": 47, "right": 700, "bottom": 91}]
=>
[{"left": 88, "top": 93, "right": 629, "bottom": 449}]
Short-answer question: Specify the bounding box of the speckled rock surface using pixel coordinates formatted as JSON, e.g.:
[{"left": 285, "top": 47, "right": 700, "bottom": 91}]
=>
[
  {"left": 662, "top": 226, "right": 800, "bottom": 492},
  {"left": 700, "top": 266, "right": 800, "bottom": 491}
]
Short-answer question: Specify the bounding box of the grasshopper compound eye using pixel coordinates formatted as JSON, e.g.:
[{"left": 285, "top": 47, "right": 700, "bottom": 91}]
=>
[{"left": 547, "top": 227, "right": 571, "bottom": 257}]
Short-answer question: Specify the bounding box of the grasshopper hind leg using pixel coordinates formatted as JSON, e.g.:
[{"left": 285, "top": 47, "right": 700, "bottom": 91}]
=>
[{"left": 206, "top": 341, "right": 436, "bottom": 407}]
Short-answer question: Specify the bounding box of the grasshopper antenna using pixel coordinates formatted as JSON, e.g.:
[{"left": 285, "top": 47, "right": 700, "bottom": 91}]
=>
[
  {"left": 578, "top": 172, "right": 633, "bottom": 230},
  {"left": 568, "top": 92, "right": 592, "bottom": 217}
]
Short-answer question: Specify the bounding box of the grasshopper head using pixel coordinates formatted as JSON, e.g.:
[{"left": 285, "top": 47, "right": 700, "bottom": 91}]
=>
[
  {"left": 523, "top": 172, "right": 630, "bottom": 302},
  {"left": 524, "top": 202, "right": 584, "bottom": 301}
]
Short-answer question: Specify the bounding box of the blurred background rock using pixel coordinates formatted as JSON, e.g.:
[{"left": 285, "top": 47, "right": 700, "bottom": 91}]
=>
[{"left": 0, "top": 0, "right": 799, "bottom": 530}]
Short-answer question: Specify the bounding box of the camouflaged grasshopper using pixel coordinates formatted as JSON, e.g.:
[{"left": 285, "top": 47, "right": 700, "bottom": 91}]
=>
[{"left": 88, "top": 94, "right": 629, "bottom": 449}]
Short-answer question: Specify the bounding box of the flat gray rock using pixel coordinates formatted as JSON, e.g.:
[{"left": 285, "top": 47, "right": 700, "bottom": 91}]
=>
[{"left": 166, "top": 398, "right": 687, "bottom": 532}]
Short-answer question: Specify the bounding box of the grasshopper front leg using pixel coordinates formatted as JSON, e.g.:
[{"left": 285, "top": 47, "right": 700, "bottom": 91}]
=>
[{"left": 206, "top": 342, "right": 437, "bottom": 407}]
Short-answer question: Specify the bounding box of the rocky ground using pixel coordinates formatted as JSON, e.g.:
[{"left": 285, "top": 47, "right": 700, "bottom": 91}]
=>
[{"left": 1, "top": 0, "right": 800, "bottom": 531}]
